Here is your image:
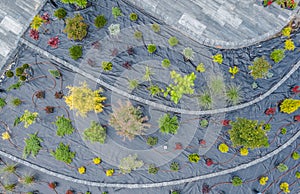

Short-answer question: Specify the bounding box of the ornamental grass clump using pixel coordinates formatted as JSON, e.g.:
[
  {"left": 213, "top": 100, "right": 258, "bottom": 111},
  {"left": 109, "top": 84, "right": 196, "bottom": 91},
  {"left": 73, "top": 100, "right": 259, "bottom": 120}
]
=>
[
  {"left": 83, "top": 121, "right": 106, "bottom": 144},
  {"left": 229, "top": 118, "right": 269, "bottom": 149},
  {"left": 170, "top": 162, "right": 180, "bottom": 172},
  {"left": 53, "top": 115, "right": 74, "bottom": 137},
  {"left": 226, "top": 85, "right": 241, "bottom": 105},
  {"left": 249, "top": 56, "right": 271, "bottom": 79},
  {"left": 158, "top": 114, "right": 179, "bottom": 134},
  {"left": 0, "top": 98, "right": 6, "bottom": 109},
  {"left": 198, "top": 91, "right": 212, "bottom": 110},
  {"left": 23, "top": 132, "right": 43, "bottom": 158},
  {"left": 119, "top": 154, "right": 144, "bottom": 174},
  {"left": 64, "top": 82, "right": 106, "bottom": 117},
  {"left": 63, "top": 14, "right": 88, "bottom": 41},
  {"left": 51, "top": 142, "right": 75, "bottom": 164},
  {"left": 280, "top": 98, "right": 300, "bottom": 114},
  {"left": 109, "top": 101, "right": 150, "bottom": 141}
]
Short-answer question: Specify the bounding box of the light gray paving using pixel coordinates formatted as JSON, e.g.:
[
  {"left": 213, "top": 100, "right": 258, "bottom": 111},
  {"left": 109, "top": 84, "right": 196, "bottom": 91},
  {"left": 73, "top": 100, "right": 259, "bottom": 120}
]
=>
[
  {"left": 126, "top": 0, "right": 298, "bottom": 48},
  {"left": 0, "top": 0, "right": 45, "bottom": 70}
]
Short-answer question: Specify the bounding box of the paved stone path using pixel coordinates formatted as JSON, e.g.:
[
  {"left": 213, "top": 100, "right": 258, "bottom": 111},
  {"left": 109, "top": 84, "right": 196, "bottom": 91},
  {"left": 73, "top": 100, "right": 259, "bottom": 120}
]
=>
[
  {"left": 125, "top": 0, "right": 298, "bottom": 48},
  {"left": 0, "top": 0, "right": 45, "bottom": 70}
]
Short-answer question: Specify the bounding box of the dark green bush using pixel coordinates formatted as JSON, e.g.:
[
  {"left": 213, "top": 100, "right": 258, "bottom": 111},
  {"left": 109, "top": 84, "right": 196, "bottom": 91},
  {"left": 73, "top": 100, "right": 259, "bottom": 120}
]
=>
[
  {"left": 5, "top": 70, "right": 14, "bottom": 78},
  {"left": 15, "top": 67, "right": 24, "bottom": 76},
  {"left": 19, "top": 75, "right": 26, "bottom": 82},
  {"left": 22, "top": 63, "right": 29, "bottom": 69},
  {"left": 54, "top": 8, "right": 67, "bottom": 19},
  {"left": 11, "top": 98, "right": 22, "bottom": 107},
  {"left": 148, "top": 164, "right": 159, "bottom": 174},
  {"left": 51, "top": 142, "right": 75, "bottom": 164},
  {"left": 147, "top": 44, "right": 157, "bottom": 54},
  {"left": 69, "top": 45, "right": 82, "bottom": 60},
  {"left": 94, "top": 15, "right": 107, "bottom": 28},
  {"left": 170, "top": 162, "right": 180, "bottom": 172},
  {"left": 129, "top": 13, "right": 138, "bottom": 21},
  {"left": 147, "top": 136, "right": 158, "bottom": 146}
]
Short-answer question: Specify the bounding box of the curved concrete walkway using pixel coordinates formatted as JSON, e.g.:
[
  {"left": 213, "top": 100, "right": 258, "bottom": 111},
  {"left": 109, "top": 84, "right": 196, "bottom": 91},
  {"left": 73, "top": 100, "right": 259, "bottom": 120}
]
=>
[{"left": 124, "top": 0, "right": 299, "bottom": 48}]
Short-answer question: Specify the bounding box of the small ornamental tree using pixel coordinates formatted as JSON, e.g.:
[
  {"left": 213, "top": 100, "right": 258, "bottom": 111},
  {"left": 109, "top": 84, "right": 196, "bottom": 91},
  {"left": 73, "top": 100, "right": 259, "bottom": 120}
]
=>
[
  {"left": 51, "top": 142, "right": 75, "bottom": 164},
  {"left": 64, "top": 82, "right": 106, "bottom": 117},
  {"left": 109, "top": 101, "right": 150, "bottom": 141},
  {"left": 249, "top": 56, "right": 271, "bottom": 79},
  {"left": 63, "top": 14, "right": 88, "bottom": 41},
  {"left": 280, "top": 98, "right": 300, "bottom": 114},
  {"left": 83, "top": 121, "right": 106, "bottom": 144},
  {"left": 158, "top": 114, "right": 179, "bottom": 134},
  {"left": 119, "top": 154, "right": 144, "bottom": 174},
  {"left": 228, "top": 118, "right": 269, "bottom": 149}
]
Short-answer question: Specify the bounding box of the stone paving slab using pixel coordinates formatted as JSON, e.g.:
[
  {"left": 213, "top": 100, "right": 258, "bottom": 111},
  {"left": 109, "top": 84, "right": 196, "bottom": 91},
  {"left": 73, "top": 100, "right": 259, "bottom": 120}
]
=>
[{"left": 125, "top": 0, "right": 298, "bottom": 48}]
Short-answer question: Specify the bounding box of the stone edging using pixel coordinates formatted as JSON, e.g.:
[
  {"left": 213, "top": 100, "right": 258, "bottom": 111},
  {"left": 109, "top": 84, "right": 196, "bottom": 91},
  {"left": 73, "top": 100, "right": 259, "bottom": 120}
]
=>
[{"left": 19, "top": 38, "right": 300, "bottom": 115}]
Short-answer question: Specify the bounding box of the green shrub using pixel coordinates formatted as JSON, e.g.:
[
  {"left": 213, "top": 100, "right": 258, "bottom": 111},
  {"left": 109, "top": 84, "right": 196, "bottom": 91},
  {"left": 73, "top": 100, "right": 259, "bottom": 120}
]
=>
[
  {"left": 292, "top": 152, "right": 299, "bottom": 160},
  {"left": 22, "top": 63, "right": 29, "bottom": 69},
  {"left": 63, "top": 14, "right": 88, "bottom": 41},
  {"left": 0, "top": 98, "right": 6, "bottom": 109},
  {"left": 270, "top": 49, "right": 285, "bottom": 63},
  {"left": 249, "top": 56, "right": 271, "bottom": 79},
  {"left": 119, "top": 154, "right": 143, "bottom": 174},
  {"left": 94, "top": 15, "right": 107, "bottom": 28},
  {"left": 19, "top": 75, "right": 27, "bottom": 82},
  {"left": 53, "top": 115, "right": 74, "bottom": 137},
  {"left": 109, "top": 101, "right": 150, "bottom": 141},
  {"left": 277, "top": 163, "right": 288, "bottom": 172},
  {"left": 182, "top": 47, "right": 194, "bottom": 61},
  {"left": 48, "top": 69, "right": 61, "bottom": 78},
  {"left": 23, "top": 132, "right": 43, "bottom": 158},
  {"left": 296, "top": 171, "right": 300, "bottom": 179},
  {"left": 148, "top": 85, "right": 161, "bottom": 96},
  {"left": 54, "top": 8, "right": 67, "bottom": 19},
  {"left": 264, "top": 123, "right": 271, "bottom": 131},
  {"left": 20, "top": 110, "right": 38, "bottom": 128},
  {"left": 151, "top": 23, "right": 160, "bottom": 33},
  {"left": 282, "top": 26, "right": 292, "bottom": 37},
  {"left": 281, "top": 128, "right": 287, "bottom": 134},
  {"left": 188, "top": 153, "right": 200, "bottom": 163},
  {"left": 5, "top": 70, "right": 14, "bottom": 77},
  {"left": 134, "top": 31, "right": 143, "bottom": 40},
  {"left": 212, "top": 54, "right": 223, "bottom": 64},
  {"left": 30, "top": 15, "right": 44, "bottom": 30},
  {"left": 112, "top": 7, "right": 122, "bottom": 19},
  {"left": 7, "top": 81, "right": 23, "bottom": 91},
  {"left": 102, "top": 61, "right": 113, "bottom": 71},
  {"left": 51, "top": 142, "right": 75, "bottom": 164},
  {"left": 159, "top": 114, "right": 179, "bottom": 134},
  {"left": 129, "top": 13, "right": 138, "bottom": 21},
  {"left": 171, "top": 191, "right": 180, "bottom": 194},
  {"left": 198, "top": 91, "right": 212, "bottom": 109},
  {"left": 147, "top": 44, "right": 157, "bottom": 54},
  {"left": 170, "top": 162, "right": 180, "bottom": 172},
  {"left": 200, "top": 119, "right": 209, "bottom": 128},
  {"left": 83, "top": 121, "right": 106, "bottom": 144},
  {"left": 69, "top": 45, "right": 82, "bottom": 60},
  {"left": 229, "top": 118, "right": 269, "bottom": 149},
  {"left": 232, "top": 176, "right": 243, "bottom": 186},
  {"left": 162, "top": 58, "right": 171, "bottom": 68},
  {"left": 61, "top": 0, "right": 87, "bottom": 7},
  {"left": 147, "top": 136, "right": 158, "bottom": 146},
  {"left": 148, "top": 164, "right": 159, "bottom": 174},
  {"left": 15, "top": 67, "right": 24, "bottom": 76},
  {"left": 11, "top": 98, "right": 22, "bottom": 107},
  {"left": 226, "top": 85, "right": 241, "bottom": 105},
  {"left": 168, "top": 36, "right": 178, "bottom": 46}
]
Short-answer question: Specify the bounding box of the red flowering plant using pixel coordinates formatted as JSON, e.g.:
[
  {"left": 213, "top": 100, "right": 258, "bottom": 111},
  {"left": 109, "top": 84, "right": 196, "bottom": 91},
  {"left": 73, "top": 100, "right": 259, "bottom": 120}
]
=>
[
  {"left": 263, "top": 0, "right": 274, "bottom": 6},
  {"left": 41, "top": 12, "right": 51, "bottom": 24},
  {"left": 48, "top": 36, "right": 59, "bottom": 48},
  {"left": 264, "top": 0, "right": 297, "bottom": 9},
  {"left": 265, "top": 107, "right": 276, "bottom": 115},
  {"left": 221, "top": 120, "right": 230, "bottom": 126},
  {"left": 29, "top": 29, "right": 39, "bottom": 40},
  {"left": 294, "top": 115, "right": 300, "bottom": 122},
  {"left": 292, "top": 85, "right": 300, "bottom": 94}
]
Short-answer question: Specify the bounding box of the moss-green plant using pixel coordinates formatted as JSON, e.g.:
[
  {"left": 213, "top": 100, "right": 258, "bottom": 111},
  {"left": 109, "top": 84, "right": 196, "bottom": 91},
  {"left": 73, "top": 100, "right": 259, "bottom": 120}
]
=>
[
  {"left": 20, "top": 110, "right": 38, "bottom": 128},
  {"left": 83, "top": 121, "right": 106, "bottom": 144},
  {"left": 148, "top": 85, "right": 161, "bottom": 96},
  {"left": 51, "top": 142, "right": 75, "bottom": 164},
  {"left": 69, "top": 45, "right": 82, "bottom": 60},
  {"left": 5, "top": 70, "right": 14, "bottom": 78},
  {"left": 198, "top": 91, "right": 212, "bottom": 109},
  {"left": 159, "top": 114, "right": 179, "bottom": 134},
  {"left": 182, "top": 47, "right": 194, "bottom": 61},
  {"left": 151, "top": 23, "right": 160, "bottom": 33},
  {"left": 112, "top": 7, "right": 122, "bottom": 19},
  {"left": 0, "top": 98, "right": 6, "bottom": 109},
  {"left": 280, "top": 98, "right": 300, "bottom": 114},
  {"left": 48, "top": 69, "right": 61, "bottom": 78},
  {"left": 232, "top": 176, "right": 243, "bottom": 186},
  {"left": 23, "top": 132, "right": 43, "bottom": 158},
  {"left": 63, "top": 14, "right": 88, "bottom": 41},
  {"left": 101, "top": 61, "right": 113, "bottom": 71},
  {"left": 164, "top": 71, "right": 196, "bottom": 104},
  {"left": 249, "top": 56, "right": 271, "bottom": 79},
  {"left": 147, "top": 136, "right": 158, "bottom": 146},
  {"left": 282, "top": 26, "right": 292, "bottom": 37},
  {"left": 94, "top": 15, "right": 107, "bottom": 28},
  {"left": 53, "top": 115, "right": 74, "bottom": 137},
  {"left": 134, "top": 31, "right": 143, "bottom": 40},
  {"left": 54, "top": 8, "right": 67, "bottom": 19},
  {"left": 168, "top": 36, "right": 178, "bottom": 46},
  {"left": 162, "top": 59, "right": 171, "bottom": 68},
  {"left": 109, "top": 101, "right": 150, "bottom": 141},
  {"left": 31, "top": 15, "right": 44, "bottom": 30},
  {"left": 129, "top": 13, "right": 138, "bottom": 21},
  {"left": 61, "top": 0, "right": 87, "bottom": 8},
  {"left": 196, "top": 63, "right": 205, "bottom": 73},
  {"left": 284, "top": 39, "right": 295, "bottom": 51},
  {"left": 11, "top": 98, "right": 22, "bottom": 107},
  {"left": 64, "top": 82, "right": 106, "bottom": 117},
  {"left": 188, "top": 153, "right": 200, "bottom": 163},
  {"left": 148, "top": 164, "right": 159, "bottom": 174},
  {"left": 270, "top": 49, "right": 285, "bottom": 63},
  {"left": 292, "top": 152, "right": 299, "bottom": 160},
  {"left": 212, "top": 54, "right": 223, "bottom": 64},
  {"left": 229, "top": 118, "right": 269, "bottom": 149},
  {"left": 226, "top": 85, "right": 241, "bottom": 105},
  {"left": 170, "top": 162, "right": 180, "bottom": 172},
  {"left": 277, "top": 163, "right": 288, "bottom": 172},
  {"left": 128, "top": 79, "right": 139, "bottom": 90},
  {"left": 147, "top": 44, "right": 157, "bottom": 54},
  {"left": 119, "top": 154, "right": 144, "bottom": 174}
]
